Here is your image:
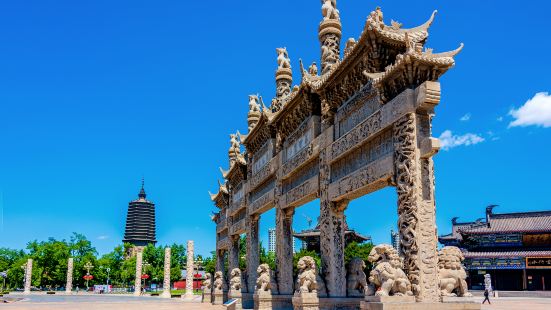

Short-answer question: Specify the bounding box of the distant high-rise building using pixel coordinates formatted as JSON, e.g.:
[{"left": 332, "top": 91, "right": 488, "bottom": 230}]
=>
[
  {"left": 268, "top": 227, "right": 298, "bottom": 253},
  {"left": 123, "top": 180, "right": 157, "bottom": 252},
  {"left": 391, "top": 229, "right": 400, "bottom": 252},
  {"left": 268, "top": 228, "right": 276, "bottom": 253}
]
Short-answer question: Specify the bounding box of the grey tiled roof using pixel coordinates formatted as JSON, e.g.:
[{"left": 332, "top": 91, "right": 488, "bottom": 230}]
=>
[
  {"left": 460, "top": 211, "right": 551, "bottom": 234},
  {"left": 464, "top": 250, "right": 551, "bottom": 258}
]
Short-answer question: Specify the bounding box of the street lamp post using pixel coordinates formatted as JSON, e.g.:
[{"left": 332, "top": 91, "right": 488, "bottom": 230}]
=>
[
  {"left": 83, "top": 262, "right": 94, "bottom": 290},
  {"left": 20, "top": 264, "right": 27, "bottom": 289},
  {"left": 106, "top": 268, "right": 111, "bottom": 286},
  {"left": 194, "top": 257, "right": 203, "bottom": 292},
  {"left": 0, "top": 271, "right": 7, "bottom": 292},
  {"left": 141, "top": 261, "right": 150, "bottom": 293}
]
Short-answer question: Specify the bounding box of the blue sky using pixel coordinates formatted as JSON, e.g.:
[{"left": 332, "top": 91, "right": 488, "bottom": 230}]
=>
[{"left": 0, "top": 1, "right": 550, "bottom": 256}]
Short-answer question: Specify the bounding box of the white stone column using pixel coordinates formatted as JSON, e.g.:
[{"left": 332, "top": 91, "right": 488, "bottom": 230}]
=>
[
  {"left": 65, "top": 258, "right": 74, "bottom": 294},
  {"left": 23, "top": 258, "right": 32, "bottom": 295},
  {"left": 133, "top": 250, "right": 143, "bottom": 296},
  {"left": 161, "top": 247, "right": 171, "bottom": 298},
  {"left": 184, "top": 240, "right": 195, "bottom": 299}
]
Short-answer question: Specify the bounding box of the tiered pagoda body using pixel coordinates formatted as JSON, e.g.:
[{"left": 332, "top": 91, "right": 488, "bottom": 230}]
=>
[
  {"left": 440, "top": 206, "right": 551, "bottom": 291},
  {"left": 123, "top": 182, "right": 157, "bottom": 250}
]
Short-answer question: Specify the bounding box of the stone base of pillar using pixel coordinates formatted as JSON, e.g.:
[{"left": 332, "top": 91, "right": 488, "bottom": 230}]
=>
[
  {"left": 360, "top": 296, "right": 481, "bottom": 310},
  {"left": 213, "top": 290, "right": 225, "bottom": 305},
  {"left": 160, "top": 290, "right": 171, "bottom": 299},
  {"left": 64, "top": 291, "right": 73, "bottom": 295},
  {"left": 133, "top": 290, "right": 141, "bottom": 296},
  {"left": 318, "top": 297, "right": 363, "bottom": 310},
  {"left": 202, "top": 292, "right": 213, "bottom": 303},
  {"left": 229, "top": 290, "right": 242, "bottom": 309},
  {"left": 254, "top": 292, "right": 293, "bottom": 310},
  {"left": 183, "top": 291, "right": 195, "bottom": 300},
  {"left": 253, "top": 291, "right": 272, "bottom": 310},
  {"left": 292, "top": 292, "right": 319, "bottom": 310}
]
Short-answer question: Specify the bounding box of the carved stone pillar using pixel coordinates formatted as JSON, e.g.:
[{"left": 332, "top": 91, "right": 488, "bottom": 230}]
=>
[
  {"left": 246, "top": 214, "right": 260, "bottom": 293},
  {"left": 318, "top": 125, "right": 347, "bottom": 297},
  {"left": 272, "top": 48, "right": 293, "bottom": 112},
  {"left": 161, "top": 247, "right": 171, "bottom": 298},
  {"left": 65, "top": 257, "right": 73, "bottom": 294},
  {"left": 23, "top": 258, "right": 32, "bottom": 295},
  {"left": 229, "top": 235, "right": 240, "bottom": 277},
  {"left": 185, "top": 240, "right": 195, "bottom": 299},
  {"left": 394, "top": 112, "right": 439, "bottom": 302},
  {"left": 319, "top": 5, "right": 341, "bottom": 75},
  {"left": 134, "top": 250, "right": 143, "bottom": 296},
  {"left": 319, "top": 198, "right": 348, "bottom": 297},
  {"left": 275, "top": 207, "right": 294, "bottom": 295},
  {"left": 216, "top": 249, "right": 225, "bottom": 277}
]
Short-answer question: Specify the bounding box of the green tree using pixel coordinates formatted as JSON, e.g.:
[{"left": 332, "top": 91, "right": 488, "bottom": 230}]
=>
[
  {"left": 68, "top": 233, "right": 98, "bottom": 288},
  {"left": 202, "top": 251, "right": 216, "bottom": 275},
  {"left": 344, "top": 241, "right": 374, "bottom": 272},
  {"left": 259, "top": 242, "right": 276, "bottom": 270}
]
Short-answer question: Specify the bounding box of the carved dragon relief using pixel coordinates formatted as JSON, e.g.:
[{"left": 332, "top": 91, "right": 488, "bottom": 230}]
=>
[{"left": 393, "top": 113, "right": 421, "bottom": 297}]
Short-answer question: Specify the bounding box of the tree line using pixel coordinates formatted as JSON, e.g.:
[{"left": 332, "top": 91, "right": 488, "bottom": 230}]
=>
[{"left": 0, "top": 233, "right": 373, "bottom": 290}]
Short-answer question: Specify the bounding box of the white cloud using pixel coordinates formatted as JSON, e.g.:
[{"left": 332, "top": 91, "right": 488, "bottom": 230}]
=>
[
  {"left": 97, "top": 235, "right": 109, "bottom": 240},
  {"left": 438, "top": 130, "right": 485, "bottom": 151},
  {"left": 460, "top": 113, "right": 471, "bottom": 121},
  {"left": 509, "top": 92, "right": 551, "bottom": 128}
]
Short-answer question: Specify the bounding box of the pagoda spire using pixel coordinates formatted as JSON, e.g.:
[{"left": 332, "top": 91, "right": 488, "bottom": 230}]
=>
[{"left": 139, "top": 177, "right": 146, "bottom": 199}]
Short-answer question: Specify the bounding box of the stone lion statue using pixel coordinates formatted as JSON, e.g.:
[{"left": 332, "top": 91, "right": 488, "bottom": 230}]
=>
[
  {"left": 202, "top": 273, "right": 212, "bottom": 291},
  {"left": 438, "top": 246, "right": 472, "bottom": 297},
  {"left": 276, "top": 47, "right": 291, "bottom": 69},
  {"left": 321, "top": 0, "right": 340, "bottom": 21},
  {"left": 213, "top": 271, "right": 224, "bottom": 292},
  {"left": 367, "top": 244, "right": 413, "bottom": 297},
  {"left": 255, "top": 264, "right": 278, "bottom": 294},
  {"left": 230, "top": 268, "right": 241, "bottom": 292},
  {"left": 295, "top": 256, "right": 327, "bottom": 296},
  {"left": 347, "top": 257, "right": 368, "bottom": 297}
]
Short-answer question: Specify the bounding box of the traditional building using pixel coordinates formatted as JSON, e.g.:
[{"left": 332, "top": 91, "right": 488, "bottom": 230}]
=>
[
  {"left": 294, "top": 217, "right": 370, "bottom": 253},
  {"left": 439, "top": 206, "right": 551, "bottom": 291},
  {"left": 210, "top": 2, "right": 467, "bottom": 308},
  {"left": 123, "top": 180, "right": 157, "bottom": 251}
]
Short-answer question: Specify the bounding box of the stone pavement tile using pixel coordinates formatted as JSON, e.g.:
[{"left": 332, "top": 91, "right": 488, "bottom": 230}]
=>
[{"left": 481, "top": 297, "right": 551, "bottom": 310}]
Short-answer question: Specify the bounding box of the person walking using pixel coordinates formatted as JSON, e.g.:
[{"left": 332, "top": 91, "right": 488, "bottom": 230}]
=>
[{"left": 482, "top": 288, "right": 491, "bottom": 304}]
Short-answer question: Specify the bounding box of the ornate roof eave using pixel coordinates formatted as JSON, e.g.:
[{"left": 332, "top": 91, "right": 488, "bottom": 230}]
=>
[
  {"left": 243, "top": 110, "right": 269, "bottom": 146},
  {"left": 219, "top": 167, "right": 229, "bottom": 179},
  {"left": 270, "top": 87, "right": 307, "bottom": 125},
  {"left": 209, "top": 180, "right": 229, "bottom": 203},
  {"left": 225, "top": 156, "right": 247, "bottom": 186},
  {"left": 368, "top": 9, "right": 438, "bottom": 46},
  {"left": 304, "top": 9, "right": 439, "bottom": 93},
  {"left": 364, "top": 43, "right": 463, "bottom": 87}
]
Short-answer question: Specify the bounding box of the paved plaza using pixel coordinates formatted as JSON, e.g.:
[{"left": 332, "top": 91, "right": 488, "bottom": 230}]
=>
[
  {"left": 2, "top": 294, "right": 551, "bottom": 309},
  {"left": 1, "top": 294, "right": 224, "bottom": 310}
]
